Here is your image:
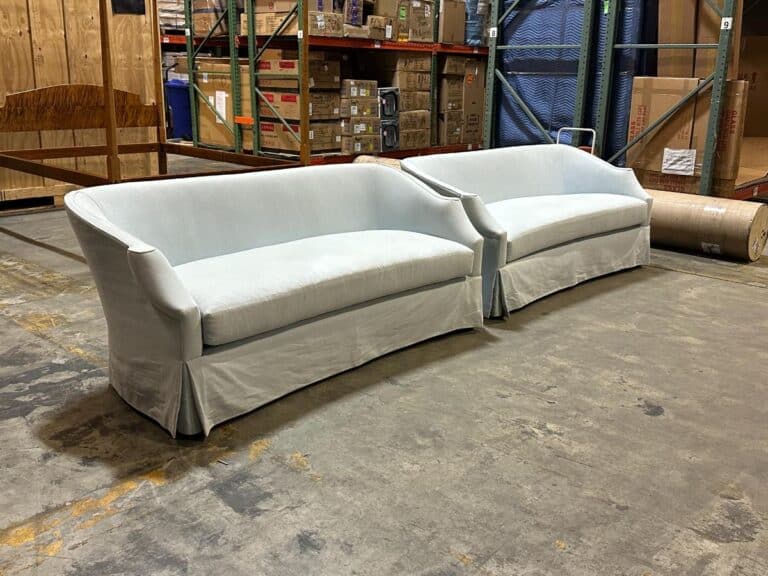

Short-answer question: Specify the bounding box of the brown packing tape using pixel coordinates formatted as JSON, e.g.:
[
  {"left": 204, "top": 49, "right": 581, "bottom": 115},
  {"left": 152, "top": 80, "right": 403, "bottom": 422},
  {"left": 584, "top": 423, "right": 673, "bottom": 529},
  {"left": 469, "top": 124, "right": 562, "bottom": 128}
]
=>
[{"left": 647, "top": 189, "right": 768, "bottom": 261}]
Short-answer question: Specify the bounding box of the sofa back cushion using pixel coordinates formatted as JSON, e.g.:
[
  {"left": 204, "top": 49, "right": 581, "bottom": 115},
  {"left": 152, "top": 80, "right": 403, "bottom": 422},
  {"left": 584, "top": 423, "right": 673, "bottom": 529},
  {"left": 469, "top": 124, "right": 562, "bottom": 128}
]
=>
[
  {"left": 77, "top": 164, "right": 419, "bottom": 266},
  {"left": 403, "top": 145, "right": 570, "bottom": 204}
]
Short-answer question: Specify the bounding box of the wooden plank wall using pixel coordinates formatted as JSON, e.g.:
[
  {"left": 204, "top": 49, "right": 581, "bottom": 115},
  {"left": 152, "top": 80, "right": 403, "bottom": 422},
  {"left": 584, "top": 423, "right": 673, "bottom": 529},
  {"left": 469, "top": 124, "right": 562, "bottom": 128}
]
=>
[{"left": 0, "top": 0, "right": 158, "bottom": 197}]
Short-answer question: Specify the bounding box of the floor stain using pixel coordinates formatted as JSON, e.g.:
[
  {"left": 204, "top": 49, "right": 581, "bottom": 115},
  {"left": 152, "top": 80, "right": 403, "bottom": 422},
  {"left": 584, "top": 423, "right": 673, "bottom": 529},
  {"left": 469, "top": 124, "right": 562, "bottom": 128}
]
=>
[
  {"left": 640, "top": 400, "right": 665, "bottom": 417},
  {"left": 692, "top": 499, "right": 763, "bottom": 543},
  {"left": 296, "top": 530, "right": 325, "bottom": 553},
  {"left": 249, "top": 439, "right": 271, "bottom": 461}
]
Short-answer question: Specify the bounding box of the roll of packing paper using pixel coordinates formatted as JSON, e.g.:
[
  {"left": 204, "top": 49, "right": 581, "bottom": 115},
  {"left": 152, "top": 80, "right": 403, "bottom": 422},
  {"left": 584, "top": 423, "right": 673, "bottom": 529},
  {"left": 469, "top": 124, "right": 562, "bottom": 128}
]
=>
[{"left": 648, "top": 189, "right": 768, "bottom": 262}]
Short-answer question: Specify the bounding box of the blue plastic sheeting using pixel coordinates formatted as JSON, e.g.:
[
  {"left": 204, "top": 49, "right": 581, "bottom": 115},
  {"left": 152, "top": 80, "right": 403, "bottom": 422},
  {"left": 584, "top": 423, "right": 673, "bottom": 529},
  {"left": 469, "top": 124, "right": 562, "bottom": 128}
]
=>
[
  {"left": 496, "top": 0, "right": 585, "bottom": 146},
  {"left": 465, "top": 0, "right": 488, "bottom": 46},
  {"left": 591, "top": 0, "right": 644, "bottom": 165}
]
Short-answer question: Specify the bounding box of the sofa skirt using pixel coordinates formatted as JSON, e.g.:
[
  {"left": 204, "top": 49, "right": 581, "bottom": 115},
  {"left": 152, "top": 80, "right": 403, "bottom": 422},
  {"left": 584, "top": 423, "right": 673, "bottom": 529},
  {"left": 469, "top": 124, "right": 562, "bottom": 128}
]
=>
[
  {"left": 491, "top": 225, "right": 650, "bottom": 317},
  {"left": 115, "top": 275, "right": 482, "bottom": 436}
]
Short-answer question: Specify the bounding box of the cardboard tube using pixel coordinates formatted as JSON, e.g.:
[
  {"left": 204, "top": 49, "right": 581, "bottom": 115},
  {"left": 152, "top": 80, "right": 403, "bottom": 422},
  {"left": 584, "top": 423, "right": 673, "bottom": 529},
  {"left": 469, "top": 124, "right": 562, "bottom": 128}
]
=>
[{"left": 648, "top": 189, "right": 768, "bottom": 261}]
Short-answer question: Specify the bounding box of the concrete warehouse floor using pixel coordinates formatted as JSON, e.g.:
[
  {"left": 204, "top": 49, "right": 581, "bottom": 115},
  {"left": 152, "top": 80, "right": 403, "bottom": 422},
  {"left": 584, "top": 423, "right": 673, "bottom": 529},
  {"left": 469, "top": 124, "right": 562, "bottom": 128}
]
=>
[{"left": 1, "top": 184, "right": 767, "bottom": 575}]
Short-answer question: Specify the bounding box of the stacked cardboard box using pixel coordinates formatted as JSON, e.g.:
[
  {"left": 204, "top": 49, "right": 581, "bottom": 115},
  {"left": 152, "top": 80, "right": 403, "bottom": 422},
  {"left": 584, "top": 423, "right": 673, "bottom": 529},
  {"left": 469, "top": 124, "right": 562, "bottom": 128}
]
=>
[
  {"left": 438, "top": 0, "right": 465, "bottom": 44},
  {"left": 240, "top": 0, "right": 344, "bottom": 37},
  {"left": 159, "top": 0, "right": 185, "bottom": 30},
  {"left": 374, "top": 0, "right": 434, "bottom": 42},
  {"left": 438, "top": 55, "right": 485, "bottom": 145},
  {"left": 193, "top": 0, "right": 231, "bottom": 36},
  {"left": 627, "top": 77, "right": 748, "bottom": 196},
  {"left": 340, "top": 79, "right": 382, "bottom": 154}
]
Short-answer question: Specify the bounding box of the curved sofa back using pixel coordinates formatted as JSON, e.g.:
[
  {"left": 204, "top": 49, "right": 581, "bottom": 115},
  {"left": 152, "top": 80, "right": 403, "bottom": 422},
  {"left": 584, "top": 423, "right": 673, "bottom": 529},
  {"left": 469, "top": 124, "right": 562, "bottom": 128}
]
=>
[
  {"left": 402, "top": 144, "right": 570, "bottom": 204},
  {"left": 69, "top": 163, "right": 434, "bottom": 266}
]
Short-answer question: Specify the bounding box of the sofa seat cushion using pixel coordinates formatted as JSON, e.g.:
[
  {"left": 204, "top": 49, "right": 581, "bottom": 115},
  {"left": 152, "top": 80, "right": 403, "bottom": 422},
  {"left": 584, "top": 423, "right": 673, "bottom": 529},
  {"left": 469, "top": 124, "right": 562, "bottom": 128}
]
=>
[
  {"left": 174, "top": 230, "right": 475, "bottom": 346},
  {"left": 485, "top": 193, "right": 648, "bottom": 262}
]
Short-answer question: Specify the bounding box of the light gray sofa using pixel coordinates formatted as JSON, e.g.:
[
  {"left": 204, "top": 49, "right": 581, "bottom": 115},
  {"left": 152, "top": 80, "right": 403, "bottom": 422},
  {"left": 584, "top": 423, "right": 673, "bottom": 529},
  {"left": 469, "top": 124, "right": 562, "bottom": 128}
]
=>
[
  {"left": 402, "top": 144, "right": 652, "bottom": 317},
  {"left": 65, "top": 164, "right": 484, "bottom": 437}
]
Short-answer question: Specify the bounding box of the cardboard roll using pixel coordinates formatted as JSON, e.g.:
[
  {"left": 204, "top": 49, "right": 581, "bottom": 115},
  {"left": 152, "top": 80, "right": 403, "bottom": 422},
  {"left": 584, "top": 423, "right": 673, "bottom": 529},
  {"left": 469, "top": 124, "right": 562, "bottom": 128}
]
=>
[{"left": 648, "top": 189, "right": 768, "bottom": 262}]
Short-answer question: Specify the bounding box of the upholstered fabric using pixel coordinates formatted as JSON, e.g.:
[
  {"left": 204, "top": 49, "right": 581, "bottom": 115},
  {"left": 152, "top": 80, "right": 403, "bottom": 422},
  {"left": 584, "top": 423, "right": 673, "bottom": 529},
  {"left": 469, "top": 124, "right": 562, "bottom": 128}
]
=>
[
  {"left": 486, "top": 194, "right": 649, "bottom": 262},
  {"left": 401, "top": 144, "right": 652, "bottom": 317},
  {"left": 175, "top": 230, "right": 475, "bottom": 346},
  {"left": 65, "top": 163, "right": 484, "bottom": 436}
]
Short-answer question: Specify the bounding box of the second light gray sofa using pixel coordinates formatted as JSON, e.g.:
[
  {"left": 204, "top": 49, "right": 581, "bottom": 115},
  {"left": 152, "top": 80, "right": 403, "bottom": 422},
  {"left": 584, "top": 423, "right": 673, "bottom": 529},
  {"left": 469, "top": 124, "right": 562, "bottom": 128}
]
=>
[
  {"left": 402, "top": 144, "right": 652, "bottom": 317},
  {"left": 65, "top": 164, "right": 484, "bottom": 436}
]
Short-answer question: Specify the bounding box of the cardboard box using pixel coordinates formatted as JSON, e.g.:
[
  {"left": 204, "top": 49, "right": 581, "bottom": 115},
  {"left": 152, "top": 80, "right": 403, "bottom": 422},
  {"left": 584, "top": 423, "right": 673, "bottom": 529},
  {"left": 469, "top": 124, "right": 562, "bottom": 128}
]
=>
[
  {"left": 440, "top": 76, "right": 464, "bottom": 111},
  {"left": 399, "top": 90, "right": 431, "bottom": 111},
  {"left": 438, "top": 0, "right": 465, "bottom": 44},
  {"left": 341, "top": 116, "right": 382, "bottom": 135},
  {"left": 196, "top": 60, "right": 238, "bottom": 147},
  {"left": 439, "top": 110, "right": 463, "bottom": 145},
  {"left": 399, "top": 110, "right": 430, "bottom": 131},
  {"left": 400, "top": 128, "right": 431, "bottom": 149},
  {"left": 740, "top": 36, "right": 768, "bottom": 137},
  {"left": 634, "top": 169, "right": 736, "bottom": 198},
  {"left": 367, "top": 15, "right": 394, "bottom": 40},
  {"left": 342, "top": 135, "right": 382, "bottom": 154},
  {"left": 408, "top": 0, "right": 434, "bottom": 42},
  {"left": 308, "top": 11, "right": 344, "bottom": 36},
  {"left": 341, "top": 79, "right": 378, "bottom": 98},
  {"left": 657, "top": 0, "right": 697, "bottom": 77},
  {"left": 240, "top": 11, "right": 299, "bottom": 36},
  {"left": 386, "top": 70, "right": 430, "bottom": 91},
  {"left": 375, "top": 0, "right": 410, "bottom": 40},
  {"left": 627, "top": 77, "right": 699, "bottom": 172},
  {"left": 259, "top": 91, "right": 341, "bottom": 120},
  {"left": 344, "top": 0, "right": 364, "bottom": 25},
  {"left": 340, "top": 97, "right": 380, "bottom": 117},
  {"left": 628, "top": 77, "right": 747, "bottom": 180},
  {"left": 258, "top": 58, "right": 341, "bottom": 89},
  {"left": 461, "top": 57, "right": 485, "bottom": 143},
  {"left": 193, "top": 0, "right": 229, "bottom": 36},
  {"left": 691, "top": 80, "right": 748, "bottom": 179},
  {"left": 259, "top": 120, "right": 342, "bottom": 152},
  {"left": 253, "top": 0, "right": 297, "bottom": 13},
  {"left": 344, "top": 24, "right": 371, "bottom": 38},
  {"left": 369, "top": 52, "right": 432, "bottom": 72},
  {"left": 694, "top": 0, "right": 743, "bottom": 79},
  {"left": 441, "top": 55, "right": 466, "bottom": 75}
]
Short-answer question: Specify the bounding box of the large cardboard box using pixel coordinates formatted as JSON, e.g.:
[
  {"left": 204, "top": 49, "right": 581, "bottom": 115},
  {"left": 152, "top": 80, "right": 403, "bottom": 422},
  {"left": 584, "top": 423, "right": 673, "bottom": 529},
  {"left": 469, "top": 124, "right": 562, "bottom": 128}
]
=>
[
  {"left": 342, "top": 135, "right": 382, "bottom": 154},
  {"left": 240, "top": 11, "right": 299, "bottom": 35},
  {"left": 634, "top": 169, "right": 736, "bottom": 197},
  {"left": 399, "top": 90, "right": 431, "bottom": 111},
  {"left": 400, "top": 128, "right": 431, "bottom": 149},
  {"left": 442, "top": 55, "right": 466, "bottom": 75},
  {"left": 259, "top": 91, "right": 340, "bottom": 120},
  {"left": 438, "top": 0, "right": 465, "bottom": 44},
  {"left": 387, "top": 70, "right": 431, "bottom": 91},
  {"left": 341, "top": 79, "right": 379, "bottom": 98},
  {"left": 340, "top": 97, "right": 380, "bottom": 117},
  {"left": 462, "top": 58, "right": 485, "bottom": 144},
  {"left": 193, "top": 0, "right": 229, "bottom": 36},
  {"left": 740, "top": 36, "right": 768, "bottom": 137},
  {"left": 628, "top": 77, "right": 747, "bottom": 180},
  {"left": 657, "top": 0, "right": 697, "bottom": 77},
  {"left": 440, "top": 76, "right": 464, "bottom": 111},
  {"left": 195, "top": 59, "right": 250, "bottom": 147},
  {"left": 626, "top": 77, "right": 699, "bottom": 172},
  {"left": 341, "top": 116, "right": 382, "bottom": 135},
  {"left": 694, "top": 0, "right": 743, "bottom": 79},
  {"left": 308, "top": 11, "right": 344, "bottom": 36},
  {"left": 408, "top": 0, "right": 434, "bottom": 42},
  {"left": 258, "top": 58, "right": 341, "bottom": 89},
  {"left": 367, "top": 16, "right": 394, "bottom": 40},
  {"left": 254, "top": 0, "right": 297, "bottom": 13},
  {"left": 375, "top": 0, "right": 409, "bottom": 41},
  {"left": 399, "top": 110, "right": 431, "bottom": 131},
  {"left": 368, "top": 52, "right": 432, "bottom": 72},
  {"left": 259, "top": 120, "right": 342, "bottom": 152},
  {"left": 439, "top": 110, "right": 463, "bottom": 145}
]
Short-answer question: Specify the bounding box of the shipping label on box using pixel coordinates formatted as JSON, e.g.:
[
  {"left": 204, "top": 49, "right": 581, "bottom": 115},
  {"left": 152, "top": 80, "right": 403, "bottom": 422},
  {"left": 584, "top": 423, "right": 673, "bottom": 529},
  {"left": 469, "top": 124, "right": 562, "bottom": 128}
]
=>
[
  {"left": 408, "top": 0, "right": 434, "bottom": 42},
  {"left": 340, "top": 97, "right": 380, "bottom": 117},
  {"left": 399, "top": 110, "right": 430, "bottom": 131},
  {"left": 399, "top": 90, "right": 431, "bottom": 111},
  {"left": 341, "top": 79, "right": 379, "bottom": 98},
  {"left": 309, "top": 11, "right": 344, "bottom": 36},
  {"left": 342, "top": 135, "right": 383, "bottom": 154},
  {"left": 389, "top": 70, "right": 431, "bottom": 91},
  {"left": 438, "top": 0, "right": 465, "bottom": 44},
  {"left": 400, "top": 128, "right": 431, "bottom": 149}
]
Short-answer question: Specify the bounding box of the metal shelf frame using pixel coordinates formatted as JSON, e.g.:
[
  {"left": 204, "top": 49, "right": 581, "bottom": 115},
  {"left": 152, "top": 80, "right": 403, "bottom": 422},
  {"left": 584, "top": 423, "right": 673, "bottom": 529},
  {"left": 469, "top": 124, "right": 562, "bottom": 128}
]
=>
[{"left": 483, "top": 0, "right": 738, "bottom": 197}]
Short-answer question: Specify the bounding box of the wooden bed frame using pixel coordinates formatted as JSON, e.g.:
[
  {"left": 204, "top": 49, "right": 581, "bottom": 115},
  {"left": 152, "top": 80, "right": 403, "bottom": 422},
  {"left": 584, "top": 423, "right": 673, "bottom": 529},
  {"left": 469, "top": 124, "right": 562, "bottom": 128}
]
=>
[{"left": 0, "top": 0, "right": 295, "bottom": 193}]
